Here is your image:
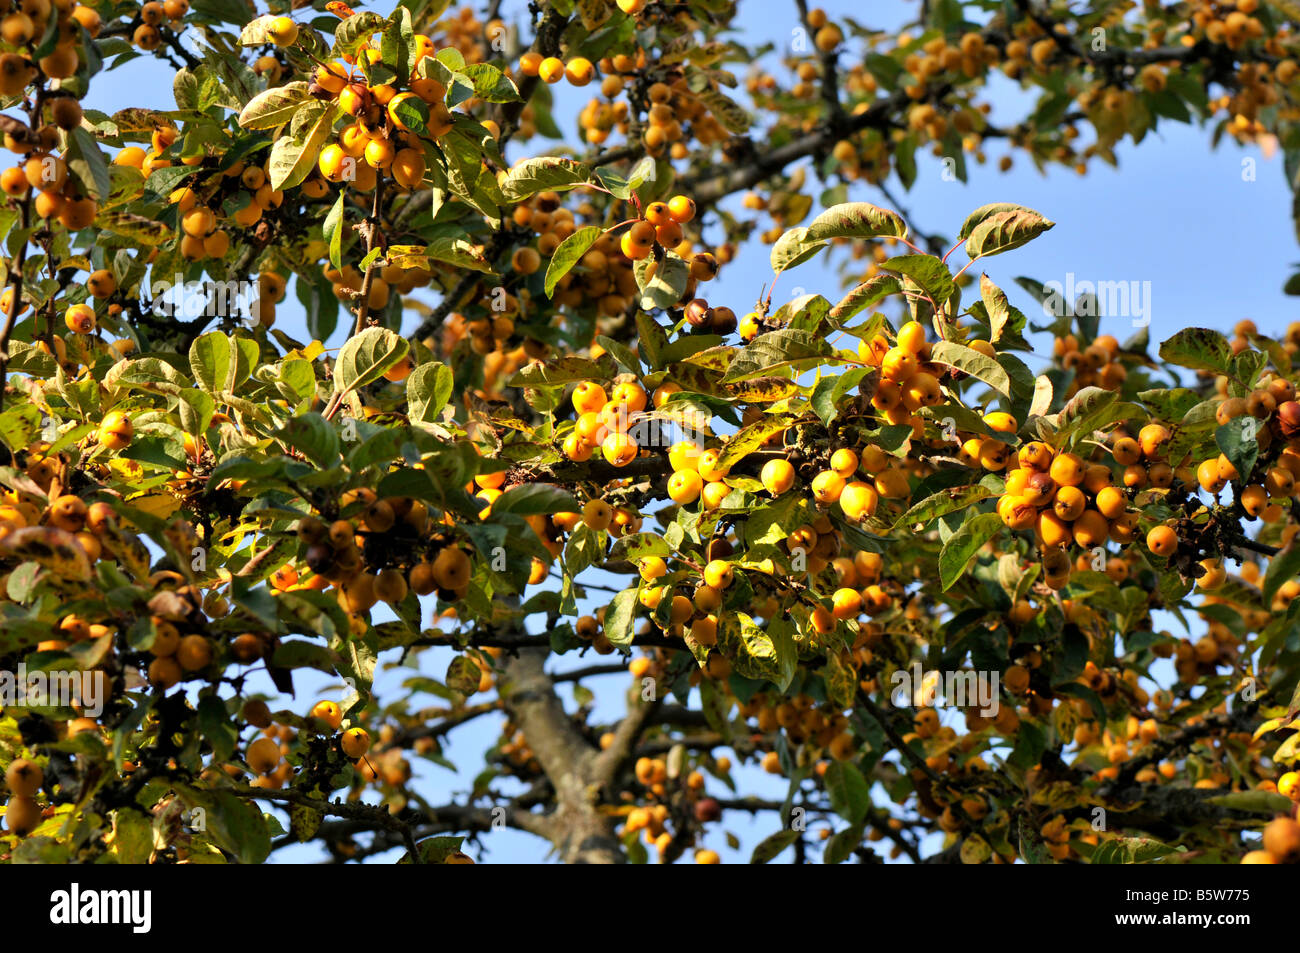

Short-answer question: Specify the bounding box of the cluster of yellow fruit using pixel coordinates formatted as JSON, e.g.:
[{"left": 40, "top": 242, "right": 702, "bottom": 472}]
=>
[
  {"left": 239, "top": 699, "right": 371, "bottom": 791},
  {"left": 142, "top": 615, "right": 214, "bottom": 690},
  {"left": 435, "top": 313, "right": 537, "bottom": 399},
  {"left": 740, "top": 694, "right": 857, "bottom": 762},
  {"left": 991, "top": 430, "right": 1166, "bottom": 587},
  {"left": 278, "top": 489, "right": 478, "bottom": 628},
  {"left": 152, "top": 153, "right": 284, "bottom": 261},
  {"left": 112, "top": 124, "right": 182, "bottom": 179},
  {"left": 1053, "top": 332, "right": 1128, "bottom": 395},
  {"left": 0, "top": 0, "right": 99, "bottom": 91},
  {"left": 621, "top": 753, "right": 719, "bottom": 863},
  {"left": 618, "top": 194, "right": 698, "bottom": 262},
  {"left": 127, "top": 0, "right": 188, "bottom": 51},
  {"left": 561, "top": 377, "right": 654, "bottom": 466},
  {"left": 312, "top": 39, "right": 448, "bottom": 190},
  {"left": 0, "top": 146, "right": 96, "bottom": 231},
  {"left": 858, "top": 319, "right": 963, "bottom": 441},
  {"left": 519, "top": 51, "right": 595, "bottom": 87}
]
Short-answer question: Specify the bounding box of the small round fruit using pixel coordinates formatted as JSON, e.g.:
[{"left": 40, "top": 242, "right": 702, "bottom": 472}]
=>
[
  {"left": 310, "top": 700, "right": 343, "bottom": 730},
  {"left": 64, "top": 303, "right": 95, "bottom": 334},
  {"left": 246, "top": 736, "right": 281, "bottom": 774},
  {"left": 667, "top": 194, "right": 695, "bottom": 223},
  {"left": 1146, "top": 524, "right": 1178, "bottom": 557},
  {"left": 267, "top": 15, "right": 297, "bottom": 46},
  {"left": 760, "top": 459, "right": 795, "bottom": 495},
  {"left": 340, "top": 727, "right": 371, "bottom": 759},
  {"left": 4, "top": 758, "right": 42, "bottom": 797}
]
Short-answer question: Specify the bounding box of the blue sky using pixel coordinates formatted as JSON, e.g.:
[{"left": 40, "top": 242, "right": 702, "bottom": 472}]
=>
[{"left": 70, "top": 0, "right": 1292, "bottom": 862}]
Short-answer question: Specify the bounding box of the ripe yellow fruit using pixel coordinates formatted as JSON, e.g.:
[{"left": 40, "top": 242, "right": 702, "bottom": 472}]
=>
[
  {"left": 181, "top": 205, "right": 216, "bottom": 237},
  {"left": 761, "top": 459, "right": 795, "bottom": 495},
  {"left": 583, "top": 498, "right": 612, "bottom": 531},
  {"left": 267, "top": 15, "right": 298, "bottom": 46},
  {"left": 831, "top": 587, "right": 862, "bottom": 620},
  {"left": 703, "top": 560, "right": 732, "bottom": 589},
  {"left": 318, "top": 143, "right": 349, "bottom": 182},
  {"left": 5, "top": 758, "right": 42, "bottom": 797},
  {"left": 310, "top": 700, "right": 343, "bottom": 730},
  {"left": 1048, "top": 452, "right": 1085, "bottom": 487},
  {"left": 830, "top": 448, "right": 858, "bottom": 477},
  {"left": 565, "top": 57, "right": 594, "bottom": 86},
  {"left": 668, "top": 440, "right": 702, "bottom": 472},
  {"left": 667, "top": 469, "right": 703, "bottom": 504},
  {"left": 897, "top": 320, "right": 927, "bottom": 354},
  {"left": 246, "top": 737, "right": 281, "bottom": 774},
  {"left": 1146, "top": 524, "right": 1178, "bottom": 557},
  {"left": 341, "top": 727, "right": 371, "bottom": 759},
  {"left": 64, "top": 303, "right": 95, "bottom": 334},
  {"left": 602, "top": 431, "right": 638, "bottom": 467},
  {"left": 839, "top": 481, "right": 879, "bottom": 521},
  {"left": 98, "top": 410, "right": 133, "bottom": 450},
  {"left": 667, "top": 194, "right": 695, "bottom": 223},
  {"left": 538, "top": 56, "right": 565, "bottom": 84},
  {"left": 811, "top": 469, "right": 845, "bottom": 504}
]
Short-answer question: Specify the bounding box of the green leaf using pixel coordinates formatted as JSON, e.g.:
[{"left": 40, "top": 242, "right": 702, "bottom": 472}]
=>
[
  {"left": 636, "top": 251, "right": 689, "bottom": 311},
  {"left": 723, "top": 329, "right": 831, "bottom": 382},
  {"left": 881, "top": 254, "right": 955, "bottom": 305},
  {"left": 803, "top": 201, "right": 908, "bottom": 243},
  {"left": 276, "top": 413, "right": 339, "bottom": 468},
  {"left": 498, "top": 157, "right": 590, "bottom": 202},
  {"left": 190, "top": 332, "right": 253, "bottom": 392},
  {"left": 1215, "top": 421, "right": 1259, "bottom": 488},
  {"left": 460, "top": 62, "right": 521, "bottom": 102},
  {"left": 824, "top": 761, "right": 870, "bottom": 824},
  {"left": 389, "top": 95, "right": 429, "bottom": 135},
  {"left": 823, "top": 822, "right": 865, "bottom": 864},
  {"left": 323, "top": 191, "right": 346, "bottom": 272},
  {"left": 1206, "top": 790, "right": 1296, "bottom": 816},
  {"left": 407, "top": 362, "right": 454, "bottom": 424},
  {"left": 939, "top": 512, "right": 1003, "bottom": 589},
  {"left": 424, "top": 237, "right": 493, "bottom": 272},
  {"left": 603, "top": 587, "right": 638, "bottom": 648},
  {"left": 749, "top": 828, "right": 800, "bottom": 864},
  {"left": 1158, "top": 327, "right": 1233, "bottom": 376},
  {"left": 492, "top": 484, "right": 580, "bottom": 516},
  {"left": 544, "top": 225, "right": 602, "bottom": 297},
  {"left": 332, "top": 11, "right": 386, "bottom": 58},
  {"left": 66, "top": 127, "right": 111, "bottom": 202},
  {"left": 961, "top": 204, "right": 1055, "bottom": 260},
  {"left": 769, "top": 227, "right": 826, "bottom": 274},
  {"left": 695, "top": 87, "right": 751, "bottom": 133},
  {"left": 829, "top": 274, "right": 901, "bottom": 322},
  {"left": 891, "top": 483, "right": 995, "bottom": 533},
  {"left": 980, "top": 273, "right": 1027, "bottom": 347},
  {"left": 715, "top": 413, "right": 796, "bottom": 470},
  {"left": 267, "top": 101, "right": 333, "bottom": 191},
  {"left": 928, "top": 341, "right": 1012, "bottom": 397},
  {"left": 446, "top": 655, "right": 481, "bottom": 695},
  {"left": 334, "top": 327, "right": 410, "bottom": 396},
  {"left": 237, "top": 81, "right": 311, "bottom": 130},
  {"left": 1089, "top": 835, "right": 1182, "bottom": 864},
  {"left": 718, "top": 612, "right": 796, "bottom": 690}
]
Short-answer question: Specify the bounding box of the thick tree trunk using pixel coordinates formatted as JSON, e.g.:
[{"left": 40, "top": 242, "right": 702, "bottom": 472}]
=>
[{"left": 499, "top": 646, "right": 625, "bottom": 863}]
